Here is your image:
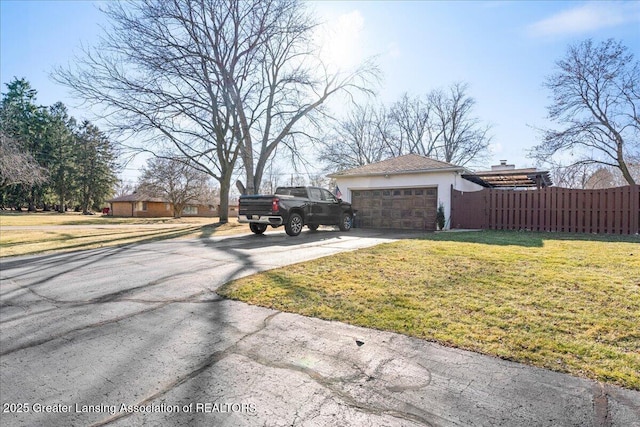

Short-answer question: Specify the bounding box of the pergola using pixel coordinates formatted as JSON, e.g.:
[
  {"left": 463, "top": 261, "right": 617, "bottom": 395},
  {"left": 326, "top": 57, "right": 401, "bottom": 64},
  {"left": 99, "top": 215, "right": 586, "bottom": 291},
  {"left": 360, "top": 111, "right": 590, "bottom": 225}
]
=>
[{"left": 462, "top": 168, "right": 552, "bottom": 189}]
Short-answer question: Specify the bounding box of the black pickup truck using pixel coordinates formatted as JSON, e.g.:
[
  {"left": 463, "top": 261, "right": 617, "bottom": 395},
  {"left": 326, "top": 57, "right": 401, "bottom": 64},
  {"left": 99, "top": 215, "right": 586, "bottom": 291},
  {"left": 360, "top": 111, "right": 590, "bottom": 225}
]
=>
[{"left": 238, "top": 186, "right": 355, "bottom": 236}]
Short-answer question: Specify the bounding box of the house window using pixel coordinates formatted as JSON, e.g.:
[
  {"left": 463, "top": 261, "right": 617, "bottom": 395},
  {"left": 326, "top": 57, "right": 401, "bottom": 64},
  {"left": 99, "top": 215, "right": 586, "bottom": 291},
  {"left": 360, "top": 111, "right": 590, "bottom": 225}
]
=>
[
  {"left": 404, "top": 190, "right": 412, "bottom": 196},
  {"left": 183, "top": 205, "right": 198, "bottom": 215},
  {"left": 141, "top": 202, "right": 147, "bottom": 211},
  {"left": 414, "top": 189, "right": 423, "bottom": 195},
  {"left": 393, "top": 190, "right": 401, "bottom": 196},
  {"left": 382, "top": 190, "right": 391, "bottom": 196}
]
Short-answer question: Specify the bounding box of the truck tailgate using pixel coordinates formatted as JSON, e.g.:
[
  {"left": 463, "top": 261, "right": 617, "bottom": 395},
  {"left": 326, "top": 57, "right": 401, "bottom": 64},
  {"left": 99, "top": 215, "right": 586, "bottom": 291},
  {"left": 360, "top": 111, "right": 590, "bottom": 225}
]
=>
[{"left": 239, "top": 196, "right": 276, "bottom": 216}]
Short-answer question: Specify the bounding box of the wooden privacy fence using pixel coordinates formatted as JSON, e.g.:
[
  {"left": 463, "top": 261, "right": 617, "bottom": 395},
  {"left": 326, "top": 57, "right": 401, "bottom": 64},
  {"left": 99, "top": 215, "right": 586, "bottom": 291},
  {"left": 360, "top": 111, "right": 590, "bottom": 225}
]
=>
[{"left": 451, "top": 185, "right": 640, "bottom": 234}]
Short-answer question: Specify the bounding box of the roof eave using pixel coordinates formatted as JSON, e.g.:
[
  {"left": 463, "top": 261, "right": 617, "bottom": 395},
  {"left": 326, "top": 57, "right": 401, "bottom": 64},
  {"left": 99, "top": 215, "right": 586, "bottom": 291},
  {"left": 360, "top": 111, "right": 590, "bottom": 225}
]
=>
[{"left": 329, "top": 166, "right": 465, "bottom": 179}]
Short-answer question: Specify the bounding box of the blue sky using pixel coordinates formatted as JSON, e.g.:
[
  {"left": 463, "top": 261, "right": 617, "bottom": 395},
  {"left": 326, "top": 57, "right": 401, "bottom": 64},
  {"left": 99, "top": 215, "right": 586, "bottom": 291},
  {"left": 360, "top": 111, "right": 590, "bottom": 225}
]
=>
[{"left": 1, "top": 0, "right": 639, "bottom": 185}]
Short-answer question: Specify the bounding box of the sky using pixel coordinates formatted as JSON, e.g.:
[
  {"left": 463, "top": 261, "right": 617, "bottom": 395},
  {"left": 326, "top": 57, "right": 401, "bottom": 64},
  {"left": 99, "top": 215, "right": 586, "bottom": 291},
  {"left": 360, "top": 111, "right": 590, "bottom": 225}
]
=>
[{"left": 1, "top": 0, "right": 639, "bottom": 186}]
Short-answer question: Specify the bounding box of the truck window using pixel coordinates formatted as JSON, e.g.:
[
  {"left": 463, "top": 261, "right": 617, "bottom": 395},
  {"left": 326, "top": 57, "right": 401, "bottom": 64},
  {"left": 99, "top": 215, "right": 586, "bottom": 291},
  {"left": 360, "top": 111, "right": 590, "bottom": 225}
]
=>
[
  {"left": 308, "top": 188, "right": 322, "bottom": 200},
  {"left": 321, "top": 189, "right": 337, "bottom": 202}
]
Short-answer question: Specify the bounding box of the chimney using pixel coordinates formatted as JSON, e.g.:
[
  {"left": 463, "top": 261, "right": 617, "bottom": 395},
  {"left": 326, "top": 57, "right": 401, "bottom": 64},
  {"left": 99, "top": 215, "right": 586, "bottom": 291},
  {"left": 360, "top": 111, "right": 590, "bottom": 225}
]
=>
[{"left": 491, "top": 160, "right": 515, "bottom": 171}]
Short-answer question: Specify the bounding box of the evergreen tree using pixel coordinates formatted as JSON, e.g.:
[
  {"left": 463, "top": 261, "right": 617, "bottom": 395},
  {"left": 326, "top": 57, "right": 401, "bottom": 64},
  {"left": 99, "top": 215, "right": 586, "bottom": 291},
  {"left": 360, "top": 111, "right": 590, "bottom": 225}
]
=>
[
  {"left": 44, "top": 103, "right": 76, "bottom": 212},
  {"left": 0, "top": 78, "right": 50, "bottom": 210},
  {"left": 1, "top": 78, "right": 120, "bottom": 212},
  {"left": 74, "top": 121, "right": 119, "bottom": 213}
]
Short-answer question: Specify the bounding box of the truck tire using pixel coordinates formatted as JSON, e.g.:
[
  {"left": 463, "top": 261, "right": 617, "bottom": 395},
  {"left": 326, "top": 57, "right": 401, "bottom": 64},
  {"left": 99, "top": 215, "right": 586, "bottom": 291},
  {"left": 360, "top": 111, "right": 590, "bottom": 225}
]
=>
[
  {"left": 250, "top": 223, "right": 267, "bottom": 234},
  {"left": 339, "top": 213, "right": 353, "bottom": 232},
  {"left": 285, "top": 212, "right": 303, "bottom": 236}
]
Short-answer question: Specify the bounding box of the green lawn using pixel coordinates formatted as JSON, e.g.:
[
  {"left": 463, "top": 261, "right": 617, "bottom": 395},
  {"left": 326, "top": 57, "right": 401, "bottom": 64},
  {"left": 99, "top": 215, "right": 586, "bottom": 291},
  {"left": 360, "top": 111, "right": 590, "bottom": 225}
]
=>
[
  {"left": 218, "top": 230, "right": 640, "bottom": 390},
  {"left": 0, "top": 212, "right": 247, "bottom": 257}
]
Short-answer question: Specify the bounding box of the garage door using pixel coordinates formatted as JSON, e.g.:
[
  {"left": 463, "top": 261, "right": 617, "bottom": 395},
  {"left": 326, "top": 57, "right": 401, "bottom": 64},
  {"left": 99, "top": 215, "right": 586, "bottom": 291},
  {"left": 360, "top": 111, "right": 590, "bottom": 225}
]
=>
[{"left": 351, "top": 187, "right": 438, "bottom": 230}]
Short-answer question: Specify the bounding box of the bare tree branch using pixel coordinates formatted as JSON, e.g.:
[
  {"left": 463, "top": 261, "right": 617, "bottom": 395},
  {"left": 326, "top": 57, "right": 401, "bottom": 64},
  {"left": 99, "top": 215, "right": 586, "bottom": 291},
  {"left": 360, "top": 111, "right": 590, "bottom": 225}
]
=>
[{"left": 530, "top": 39, "right": 640, "bottom": 185}]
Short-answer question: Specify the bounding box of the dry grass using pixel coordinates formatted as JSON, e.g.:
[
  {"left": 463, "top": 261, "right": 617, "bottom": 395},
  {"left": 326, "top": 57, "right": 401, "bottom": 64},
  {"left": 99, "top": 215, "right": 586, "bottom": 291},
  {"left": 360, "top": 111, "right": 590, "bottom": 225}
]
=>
[
  {"left": 0, "top": 211, "right": 216, "bottom": 226},
  {"left": 219, "top": 230, "right": 640, "bottom": 390},
  {"left": 0, "top": 212, "right": 247, "bottom": 257}
]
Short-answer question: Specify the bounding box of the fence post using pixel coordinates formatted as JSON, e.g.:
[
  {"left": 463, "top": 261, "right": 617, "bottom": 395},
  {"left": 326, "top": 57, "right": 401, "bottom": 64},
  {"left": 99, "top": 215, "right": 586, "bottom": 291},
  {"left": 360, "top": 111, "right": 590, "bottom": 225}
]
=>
[
  {"left": 450, "top": 184, "right": 455, "bottom": 229},
  {"left": 632, "top": 185, "right": 639, "bottom": 234}
]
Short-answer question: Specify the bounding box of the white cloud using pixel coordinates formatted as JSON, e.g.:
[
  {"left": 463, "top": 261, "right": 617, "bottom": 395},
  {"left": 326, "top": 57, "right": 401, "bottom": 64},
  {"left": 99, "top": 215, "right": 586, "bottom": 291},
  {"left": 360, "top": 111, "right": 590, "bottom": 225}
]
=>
[{"left": 527, "top": 2, "right": 640, "bottom": 38}]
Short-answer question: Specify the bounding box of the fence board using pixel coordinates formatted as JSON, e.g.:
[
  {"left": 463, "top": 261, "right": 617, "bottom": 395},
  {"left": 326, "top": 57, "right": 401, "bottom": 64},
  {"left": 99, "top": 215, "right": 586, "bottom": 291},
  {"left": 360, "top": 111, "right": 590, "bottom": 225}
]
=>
[{"left": 451, "top": 185, "right": 639, "bottom": 235}]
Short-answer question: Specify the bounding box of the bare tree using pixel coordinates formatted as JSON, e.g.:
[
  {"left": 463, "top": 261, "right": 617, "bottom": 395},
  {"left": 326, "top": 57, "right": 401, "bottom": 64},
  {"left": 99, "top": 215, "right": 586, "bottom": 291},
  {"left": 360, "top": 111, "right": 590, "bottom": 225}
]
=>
[
  {"left": 320, "top": 83, "right": 491, "bottom": 172},
  {"left": 308, "top": 173, "right": 330, "bottom": 189},
  {"left": 387, "top": 93, "right": 435, "bottom": 157},
  {"left": 55, "top": 0, "right": 376, "bottom": 222},
  {"left": 546, "top": 161, "right": 597, "bottom": 189},
  {"left": 319, "top": 104, "right": 389, "bottom": 171},
  {"left": 113, "top": 180, "right": 135, "bottom": 198},
  {"left": 138, "top": 156, "right": 211, "bottom": 218},
  {"left": 227, "top": 1, "right": 378, "bottom": 194},
  {"left": 531, "top": 39, "right": 639, "bottom": 185},
  {"left": 259, "top": 157, "right": 282, "bottom": 194},
  {"left": 429, "top": 82, "right": 491, "bottom": 167},
  {"left": 55, "top": 0, "right": 240, "bottom": 221},
  {"left": 585, "top": 163, "right": 640, "bottom": 189},
  {"left": 0, "top": 132, "right": 47, "bottom": 188}
]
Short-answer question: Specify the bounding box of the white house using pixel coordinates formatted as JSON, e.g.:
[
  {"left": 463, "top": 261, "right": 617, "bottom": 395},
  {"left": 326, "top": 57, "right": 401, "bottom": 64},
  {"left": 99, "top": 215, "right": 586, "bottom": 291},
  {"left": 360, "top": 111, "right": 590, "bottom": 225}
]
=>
[{"left": 328, "top": 154, "right": 483, "bottom": 230}]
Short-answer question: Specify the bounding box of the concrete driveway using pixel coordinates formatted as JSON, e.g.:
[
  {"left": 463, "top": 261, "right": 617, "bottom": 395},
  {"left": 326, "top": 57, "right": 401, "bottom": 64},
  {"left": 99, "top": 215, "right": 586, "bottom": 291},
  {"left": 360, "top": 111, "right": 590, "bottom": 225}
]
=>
[{"left": 1, "top": 229, "right": 638, "bottom": 426}]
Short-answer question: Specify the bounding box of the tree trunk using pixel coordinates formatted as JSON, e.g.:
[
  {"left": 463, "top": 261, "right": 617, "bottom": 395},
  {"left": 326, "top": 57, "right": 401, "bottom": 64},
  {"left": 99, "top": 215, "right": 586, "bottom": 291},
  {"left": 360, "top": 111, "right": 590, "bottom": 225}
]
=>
[
  {"left": 618, "top": 152, "right": 636, "bottom": 186},
  {"left": 58, "top": 187, "right": 65, "bottom": 213},
  {"left": 218, "top": 178, "right": 231, "bottom": 224},
  {"left": 28, "top": 188, "right": 37, "bottom": 212}
]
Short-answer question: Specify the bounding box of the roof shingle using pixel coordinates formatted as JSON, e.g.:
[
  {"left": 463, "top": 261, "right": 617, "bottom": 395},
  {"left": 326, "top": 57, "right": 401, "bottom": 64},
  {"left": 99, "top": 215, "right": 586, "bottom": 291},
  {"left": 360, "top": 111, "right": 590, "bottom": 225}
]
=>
[
  {"left": 106, "top": 193, "right": 167, "bottom": 203},
  {"left": 328, "top": 154, "right": 463, "bottom": 177}
]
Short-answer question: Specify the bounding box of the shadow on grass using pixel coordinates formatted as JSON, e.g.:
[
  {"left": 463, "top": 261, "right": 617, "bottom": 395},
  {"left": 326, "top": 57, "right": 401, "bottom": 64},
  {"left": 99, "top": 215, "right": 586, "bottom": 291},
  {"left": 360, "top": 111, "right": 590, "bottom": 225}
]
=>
[
  {"left": 0, "top": 226, "right": 204, "bottom": 258},
  {"left": 422, "top": 229, "right": 640, "bottom": 247},
  {"left": 199, "top": 222, "right": 233, "bottom": 239},
  {"left": 219, "top": 269, "right": 323, "bottom": 312}
]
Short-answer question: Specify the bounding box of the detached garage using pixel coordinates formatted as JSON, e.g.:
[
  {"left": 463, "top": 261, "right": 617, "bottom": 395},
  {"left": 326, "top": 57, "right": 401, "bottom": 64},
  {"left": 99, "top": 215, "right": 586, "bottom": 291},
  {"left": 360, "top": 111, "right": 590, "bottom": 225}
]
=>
[{"left": 329, "top": 154, "right": 483, "bottom": 230}]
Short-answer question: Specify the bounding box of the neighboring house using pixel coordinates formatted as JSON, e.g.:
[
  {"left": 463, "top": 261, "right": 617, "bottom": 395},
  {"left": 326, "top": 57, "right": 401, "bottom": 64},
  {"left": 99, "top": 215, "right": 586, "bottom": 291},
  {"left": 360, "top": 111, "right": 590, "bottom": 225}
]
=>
[
  {"left": 106, "top": 193, "right": 218, "bottom": 218},
  {"left": 328, "top": 154, "right": 483, "bottom": 230}
]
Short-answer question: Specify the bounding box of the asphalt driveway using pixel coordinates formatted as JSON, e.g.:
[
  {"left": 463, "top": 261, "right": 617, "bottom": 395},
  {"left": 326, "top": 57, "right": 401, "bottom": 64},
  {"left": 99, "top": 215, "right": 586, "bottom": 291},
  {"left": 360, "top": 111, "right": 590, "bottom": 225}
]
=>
[{"left": 1, "top": 229, "right": 638, "bottom": 426}]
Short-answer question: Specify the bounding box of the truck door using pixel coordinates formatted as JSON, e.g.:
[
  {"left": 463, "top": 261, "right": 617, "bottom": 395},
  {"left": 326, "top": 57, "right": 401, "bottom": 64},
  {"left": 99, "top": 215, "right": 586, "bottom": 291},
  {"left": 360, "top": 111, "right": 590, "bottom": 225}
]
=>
[
  {"left": 320, "top": 189, "right": 342, "bottom": 224},
  {"left": 308, "top": 188, "right": 323, "bottom": 222}
]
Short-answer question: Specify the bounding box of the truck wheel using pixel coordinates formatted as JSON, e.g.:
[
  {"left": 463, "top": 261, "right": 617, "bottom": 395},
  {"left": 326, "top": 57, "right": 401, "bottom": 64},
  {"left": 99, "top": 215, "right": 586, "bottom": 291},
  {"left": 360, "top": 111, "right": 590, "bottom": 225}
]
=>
[
  {"left": 285, "top": 213, "right": 303, "bottom": 236},
  {"left": 250, "top": 223, "right": 267, "bottom": 234},
  {"left": 307, "top": 224, "right": 319, "bottom": 231},
  {"left": 339, "top": 213, "right": 353, "bottom": 232}
]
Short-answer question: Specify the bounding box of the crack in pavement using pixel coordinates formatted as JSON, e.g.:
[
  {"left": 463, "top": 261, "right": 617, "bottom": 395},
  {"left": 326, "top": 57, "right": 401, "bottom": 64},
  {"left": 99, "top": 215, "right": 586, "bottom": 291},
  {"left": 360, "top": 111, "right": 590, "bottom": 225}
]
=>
[
  {"left": 240, "top": 351, "right": 438, "bottom": 426},
  {"left": 228, "top": 343, "right": 439, "bottom": 426},
  {"left": 88, "top": 312, "right": 282, "bottom": 427},
  {"left": 3, "top": 265, "right": 216, "bottom": 308},
  {"left": 593, "top": 383, "right": 611, "bottom": 427},
  {"left": 87, "top": 303, "right": 440, "bottom": 427},
  {"left": 0, "top": 289, "right": 222, "bottom": 356}
]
